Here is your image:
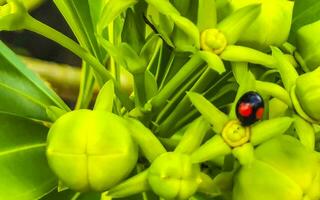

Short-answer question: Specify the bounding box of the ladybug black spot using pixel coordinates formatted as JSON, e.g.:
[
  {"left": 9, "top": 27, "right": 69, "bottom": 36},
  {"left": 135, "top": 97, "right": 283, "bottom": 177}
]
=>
[{"left": 236, "top": 91, "right": 264, "bottom": 126}]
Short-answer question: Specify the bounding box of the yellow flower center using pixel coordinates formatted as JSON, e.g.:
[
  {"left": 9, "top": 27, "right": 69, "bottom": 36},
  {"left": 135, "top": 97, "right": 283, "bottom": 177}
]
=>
[
  {"left": 200, "top": 28, "right": 227, "bottom": 54},
  {"left": 222, "top": 120, "right": 250, "bottom": 147}
]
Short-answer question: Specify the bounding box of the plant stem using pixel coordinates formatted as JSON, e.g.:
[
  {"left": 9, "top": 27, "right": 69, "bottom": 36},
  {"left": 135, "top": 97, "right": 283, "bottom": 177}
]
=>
[
  {"left": 150, "top": 54, "right": 204, "bottom": 112},
  {"left": 24, "top": 15, "right": 133, "bottom": 109},
  {"left": 157, "top": 68, "right": 216, "bottom": 137},
  {"left": 23, "top": 15, "right": 114, "bottom": 86}
]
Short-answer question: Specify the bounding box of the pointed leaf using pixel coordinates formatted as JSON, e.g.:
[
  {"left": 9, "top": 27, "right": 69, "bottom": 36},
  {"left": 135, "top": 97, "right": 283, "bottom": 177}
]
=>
[
  {"left": 197, "top": 0, "right": 217, "bottom": 31},
  {"left": 251, "top": 117, "right": 294, "bottom": 146},
  {"left": 125, "top": 118, "right": 167, "bottom": 162},
  {"left": 170, "top": 14, "right": 200, "bottom": 49},
  {"left": 188, "top": 92, "right": 229, "bottom": 133},
  {"left": 190, "top": 135, "right": 231, "bottom": 163},
  {"left": 145, "top": 0, "right": 180, "bottom": 16},
  {"left": 293, "top": 115, "right": 315, "bottom": 150},
  {"left": 98, "top": 0, "right": 138, "bottom": 34},
  {"left": 104, "top": 170, "right": 149, "bottom": 198},
  {"left": 218, "top": 4, "right": 261, "bottom": 45},
  {"left": 220, "top": 45, "right": 275, "bottom": 68},
  {"left": 175, "top": 117, "right": 210, "bottom": 154},
  {"left": 93, "top": 80, "right": 114, "bottom": 112},
  {"left": 0, "top": 41, "right": 69, "bottom": 120},
  {"left": 255, "top": 80, "right": 292, "bottom": 107},
  {"left": 271, "top": 47, "right": 299, "bottom": 92},
  {"left": 198, "top": 51, "right": 225, "bottom": 74}
]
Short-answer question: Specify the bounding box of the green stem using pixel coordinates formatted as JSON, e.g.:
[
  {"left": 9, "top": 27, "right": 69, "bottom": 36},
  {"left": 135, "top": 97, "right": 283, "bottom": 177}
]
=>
[
  {"left": 157, "top": 67, "right": 215, "bottom": 136},
  {"left": 134, "top": 72, "right": 147, "bottom": 107},
  {"left": 150, "top": 54, "right": 204, "bottom": 112},
  {"left": 23, "top": 15, "right": 134, "bottom": 109},
  {"left": 24, "top": 15, "right": 113, "bottom": 86}
]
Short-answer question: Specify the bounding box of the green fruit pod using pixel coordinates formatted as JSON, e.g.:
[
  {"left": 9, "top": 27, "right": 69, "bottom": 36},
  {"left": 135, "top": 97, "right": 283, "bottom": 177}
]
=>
[
  {"left": 148, "top": 152, "right": 201, "bottom": 200},
  {"left": 46, "top": 110, "right": 138, "bottom": 192},
  {"left": 231, "top": 0, "right": 293, "bottom": 51},
  {"left": 296, "top": 20, "right": 320, "bottom": 71},
  {"left": 233, "top": 135, "right": 320, "bottom": 200}
]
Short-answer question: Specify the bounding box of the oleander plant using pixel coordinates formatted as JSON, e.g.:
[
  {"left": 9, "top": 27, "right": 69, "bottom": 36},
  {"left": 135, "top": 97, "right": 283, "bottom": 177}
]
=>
[{"left": 0, "top": 0, "right": 320, "bottom": 199}]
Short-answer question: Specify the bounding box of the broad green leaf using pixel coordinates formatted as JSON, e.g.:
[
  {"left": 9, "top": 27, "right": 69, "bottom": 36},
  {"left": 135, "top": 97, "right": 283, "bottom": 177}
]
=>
[
  {"left": 0, "top": 112, "right": 56, "bottom": 199},
  {"left": 289, "top": 0, "right": 320, "bottom": 43},
  {"left": 98, "top": 0, "right": 138, "bottom": 34},
  {"left": 0, "top": 41, "right": 69, "bottom": 120}
]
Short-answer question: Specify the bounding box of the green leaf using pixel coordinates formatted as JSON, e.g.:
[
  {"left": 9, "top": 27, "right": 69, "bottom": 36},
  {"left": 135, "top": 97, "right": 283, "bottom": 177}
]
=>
[
  {"left": 53, "top": 0, "right": 104, "bottom": 109},
  {"left": 0, "top": 41, "right": 69, "bottom": 120},
  {"left": 98, "top": 0, "right": 138, "bottom": 34},
  {"left": 140, "top": 34, "right": 162, "bottom": 66},
  {"left": 0, "top": 112, "right": 56, "bottom": 199},
  {"left": 118, "top": 43, "right": 146, "bottom": 74},
  {"left": 188, "top": 92, "right": 229, "bottom": 134},
  {"left": 220, "top": 45, "right": 275, "bottom": 68},
  {"left": 289, "top": 0, "right": 320, "bottom": 43},
  {"left": 144, "top": 70, "right": 158, "bottom": 101},
  {"left": 271, "top": 47, "right": 299, "bottom": 92},
  {"left": 197, "top": 0, "right": 217, "bottom": 31},
  {"left": 93, "top": 80, "right": 114, "bottom": 112},
  {"left": 170, "top": 13, "right": 200, "bottom": 50},
  {"left": 198, "top": 51, "right": 225, "bottom": 74},
  {"left": 251, "top": 117, "right": 293, "bottom": 146},
  {"left": 122, "top": 4, "right": 146, "bottom": 53},
  {"left": 145, "top": 0, "right": 180, "bottom": 16},
  {"left": 217, "top": 4, "right": 261, "bottom": 45}
]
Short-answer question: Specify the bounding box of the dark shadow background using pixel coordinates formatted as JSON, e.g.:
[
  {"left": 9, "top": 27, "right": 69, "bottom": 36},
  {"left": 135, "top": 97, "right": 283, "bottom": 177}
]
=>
[{"left": 0, "top": 0, "right": 81, "bottom": 66}]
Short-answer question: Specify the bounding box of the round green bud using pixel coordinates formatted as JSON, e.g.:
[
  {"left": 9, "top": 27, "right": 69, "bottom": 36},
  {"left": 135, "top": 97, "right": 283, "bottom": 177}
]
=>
[
  {"left": 46, "top": 109, "right": 138, "bottom": 192},
  {"left": 231, "top": 0, "right": 293, "bottom": 51},
  {"left": 148, "top": 152, "right": 201, "bottom": 200},
  {"left": 233, "top": 135, "right": 320, "bottom": 200},
  {"left": 200, "top": 28, "right": 227, "bottom": 54},
  {"left": 294, "top": 67, "right": 320, "bottom": 122},
  {"left": 296, "top": 20, "right": 320, "bottom": 71}
]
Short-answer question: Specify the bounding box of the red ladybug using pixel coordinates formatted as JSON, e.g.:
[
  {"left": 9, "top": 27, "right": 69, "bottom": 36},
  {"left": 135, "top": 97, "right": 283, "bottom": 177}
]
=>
[{"left": 236, "top": 91, "right": 264, "bottom": 126}]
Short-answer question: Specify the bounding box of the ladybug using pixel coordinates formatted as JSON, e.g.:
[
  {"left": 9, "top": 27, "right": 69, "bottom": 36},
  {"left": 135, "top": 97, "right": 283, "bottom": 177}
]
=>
[{"left": 236, "top": 91, "right": 264, "bottom": 126}]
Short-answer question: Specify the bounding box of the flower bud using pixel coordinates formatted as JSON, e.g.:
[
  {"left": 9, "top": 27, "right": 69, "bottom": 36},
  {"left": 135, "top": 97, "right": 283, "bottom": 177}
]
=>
[
  {"left": 0, "top": 0, "right": 28, "bottom": 31},
  {"left": 46, "top": 110, "right": 138, "bottom": 192},
  {"left": 296, "top": 20, "right": 320, "bottom": 71},
  {"left": 148, "top": 152, "right": 201, "bottom": 200},
  {"left": 200, "top": 28, "right": 227, "bottom": 54},
  {"left": 233, "top": 135, "right": 320, "bottom": 200},
  {"left": 231, "top": 0, "right": 293, "bottom": 51},
  {"left": 294, "top": 67, "right": 320, "bottom": 122}
]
